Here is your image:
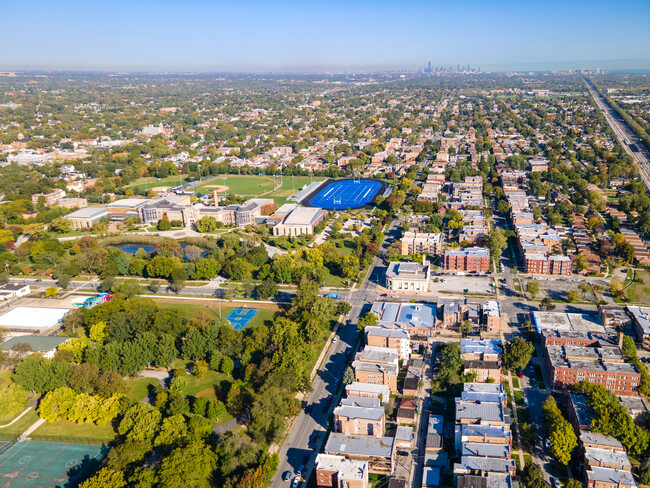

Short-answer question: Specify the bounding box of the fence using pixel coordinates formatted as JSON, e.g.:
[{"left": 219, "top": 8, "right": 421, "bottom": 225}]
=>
[{"left": 28, "top": 434, "right": 109, "bottom": 446}]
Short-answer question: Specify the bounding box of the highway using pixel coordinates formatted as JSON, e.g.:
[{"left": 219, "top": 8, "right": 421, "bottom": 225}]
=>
[
  {"left": 269, "top": 219, "right": 400, "bottom": 488},
  {"left": 585, "top": 78, "right": 650, "bottom": 191}
]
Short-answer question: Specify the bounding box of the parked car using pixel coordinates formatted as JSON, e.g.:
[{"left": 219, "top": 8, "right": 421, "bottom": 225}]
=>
[
  {"left": 332, "top": 337, "right": 338, "bottom": 343},
  {"left": 282, "top": 471, "right": 292, "bottom": 481},
  {"left": 518, "top": 370, "right": 524, "bottom": 378},
  {"left": 380, "top": 293, "right": 388, "bottom": 297},
  {"left": 552, "top": 478, "right": 561, "bottom": 488},
  {"left": 291, "top": 476, "right": 301, "bottom": 488}
]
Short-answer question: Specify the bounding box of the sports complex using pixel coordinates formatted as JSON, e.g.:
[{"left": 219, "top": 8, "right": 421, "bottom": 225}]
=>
[{"left": 303, "top": 179, "right": 389, "bottom": 210}]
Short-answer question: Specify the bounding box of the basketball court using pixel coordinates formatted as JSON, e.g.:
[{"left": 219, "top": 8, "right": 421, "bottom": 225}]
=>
[
  {"left": 0, "top": 441, "right": 109, "bottom": 488},
  {"left": 225, "top": 308, "right": 259, "bottom": 330}
]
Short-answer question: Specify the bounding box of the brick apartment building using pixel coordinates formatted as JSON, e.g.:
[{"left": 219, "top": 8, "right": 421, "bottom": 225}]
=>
[
  {"left": 524, "top": 253, "right": 572, "bottom": 275},
  {"left": 31, "top": 188, "right": 66, "bottom": 206},
  {"left": 400, "top": 232, "right": 444, "bottom": 256},
  {"left": 365, "top": 327, "right": 410, "bottom": 360},
  {"left": 545, "top": 344, "right": 640, "bottom": 396},
  {"left": 444, "top": 247, "right": 490, "bottom": 273}
]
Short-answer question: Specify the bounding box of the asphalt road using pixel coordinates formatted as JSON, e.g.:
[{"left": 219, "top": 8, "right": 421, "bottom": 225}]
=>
[{"left": 269, "top": 219, "right": 400, "bottom": 487}]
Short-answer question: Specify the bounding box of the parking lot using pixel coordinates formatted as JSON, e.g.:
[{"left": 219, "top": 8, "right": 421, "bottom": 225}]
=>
[
  {"left": 518, "top": 276, "right": 609, "bottom": 301},
  {"left": 428, "top": 274, "right": 495, "bottom": 295}
]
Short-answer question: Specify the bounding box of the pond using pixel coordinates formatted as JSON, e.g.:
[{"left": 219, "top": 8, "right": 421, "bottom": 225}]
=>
[{"left": 112, "top": 243, "right": 208, "bottom": 259}]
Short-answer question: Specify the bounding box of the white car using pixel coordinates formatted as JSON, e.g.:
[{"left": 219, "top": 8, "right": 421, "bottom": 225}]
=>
[
  {"left": 332, "top": 337, "right": 338, "bottom": 343},
  {"left": 551, "top": 478, "right": 561, "bottom": 488},
  {"left": 291, "top": 476, "right": 301, "bottom": 488}
]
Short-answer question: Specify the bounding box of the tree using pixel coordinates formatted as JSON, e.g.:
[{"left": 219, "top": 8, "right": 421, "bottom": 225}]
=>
[
  {"left": 438, "top": 342, "right": 463, "bottom": 384},
  {"left": 45, "top": 286, "right": 58, "bottom": 298},
  {"left": 256, "top": 279, "right": 278, "bottom": 299},
  {"left": 503, "top": 337, "right": 534, "bottom": 372},
  {"left": 154, "top": 414, "right": 188, "bottom": 448},
  {"left": 170, "top": 266, "right": 188, "bottom": 293},
  {"left": 566, "top": 290, "right": 580, "bottom": 303},
  {"left": 118, "top": 403, "right": 162, "bottom": 443},
  {"left": 221, "top": 357, "right": 235, "bottom": 375},
  {"left": 542, "top": 395, "right": 577, "bottom": 465},
  {"left": 460, "top": 320, "right": 473, "bottom": 337},
  {"left": 357, "top": 312, "right": 378, "bottom": 332},
  {"left": 206, "top": 399, "right": 226, "bottom": 420},
  {"left": 564, "top": 481, "right": 582, "bottom": 488},
  {"left": 38, "top": 387, "right": 77, "bottom": 422},
  {"left": 539, "top": 297, "right": 556, "bottom": 311},
  {"left": 526, "top": 281, "right": 540, "bottom": 299},
  {"left": 486, "top": 228, "right": 507, "bottom": 261},
  {"left": 609, "top": 280, "right": 624, "bottom": 297},
  {"left": 342, "top": 366, "right": 355, "bottom": 385},
  {"left": 621, "top": 335, "right": 637, "bottom": 360},
  {"left": 639, "top": 459, "right": 650, "bottom": 485},
  {"left": 521, "top": 462, "right": 549, "bottom": 488},
  {"left": 79, "top": 467, "right": 127, "bottom": 488},
  {"left": 156, "top": 441, "right": 217, "bottom": 488},
  {"left": 574, "top": 254, "right": 588, "bottom": 273},
  {"left": 157, "top": 217, "right": 172, "bottom": 231},
  {"left": 0, "top": 384, "right": 28, "bottom": 419},
  {"left": 195, "top": 216, "right": 217, "bottom": 233}
]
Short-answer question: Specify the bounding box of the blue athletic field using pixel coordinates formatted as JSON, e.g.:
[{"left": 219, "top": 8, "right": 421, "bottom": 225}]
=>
[
  {"left": 308, "top": 179, "right": 383, "bottom": 209},
  {"left": 225, "top": 308, "right": 259, "bottom": 330},
  {"left": 0, "top": 441, "right": 108, "bottom": 488}
]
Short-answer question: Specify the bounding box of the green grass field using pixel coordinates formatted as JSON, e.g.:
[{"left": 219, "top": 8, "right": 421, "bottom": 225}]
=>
[
  {"left": 32, "top": 419, "right": 117, "bottom": 442},
  {"left": 195, "top": 174, "right": 326, "bottom": 205},
  {"left": 125, "top": 377, "right": 160, "bottom": 403},
  {"left": 0, "top": 409, "right": 39, "bottom": 437},
  {"left": 623, "top": 270, "right": 650, "bottom": 304},
  {"left": 155, "top": 301, "right": 278, "bottom": 329},
  {"left": 195, "top": 175, "right": 277, "bottom": 196},
  {"left": 125, "top": 174, "right": 189, "bottom": 190}
]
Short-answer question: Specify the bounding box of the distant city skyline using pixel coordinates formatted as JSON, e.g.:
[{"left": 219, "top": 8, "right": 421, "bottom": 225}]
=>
[{"left": 2, "top": 0, "right": 650, "bottom": 72}]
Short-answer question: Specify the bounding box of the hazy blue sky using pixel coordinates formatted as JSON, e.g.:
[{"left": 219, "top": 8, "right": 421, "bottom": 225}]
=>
[{"left": 2, "top": 0, "right": 650, "bottom": 72}]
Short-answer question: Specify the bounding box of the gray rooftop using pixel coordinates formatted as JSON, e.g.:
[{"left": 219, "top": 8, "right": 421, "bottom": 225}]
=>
[
  {"left": 371, "top": 302, "right": 436, "bottom": 330},
  {"left": 584, "top": 447, "right": 632, "bottom": 469},
  {"left": 1, "top": 335, "right": 69, "bottom": 351},
  {"left": 324, "top": 433, "right": 394, "bottom": 458},
  {"left": 333, "top": 405, "right": 384, "bottom": 421},
  {"left": 455, "top": 456, "right": 515, "bottom": 474},
  {"left": 628, "top": 306, "right": 650, "bottom": 335},
  {"left": 579, "top": 432, "right": 624, "bottom": 450},
  {"left": 455, "top": 399, "right": 505, "bottom": 424},
  {"left": 65, "top": 206, "right": 108, "bottom": 219},
  {"left": 340, "top": 396, "right": 381, "bottom": 409},
  {"left": 586, "top": 466, "right": 636, "bottom": 486},
  {"left": 532, "top": 311, "right": 607, "bottom": 336},
  {"left": 461, "top": 442, "right": 510, "bottom": 458}
]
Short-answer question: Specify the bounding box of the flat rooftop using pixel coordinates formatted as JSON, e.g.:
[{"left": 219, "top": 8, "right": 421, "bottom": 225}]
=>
[
  {"left": 0, "top": 306, "right": 70, "bottom": 329},
  {"left": 532, "top": 311, "right": 607, "bottom": 335},
  {"left": 324, "top": 433, "right": 394, "bottom": 458},
  {"left": 371, "top": 302, "right": 436, "bottom": 330}
]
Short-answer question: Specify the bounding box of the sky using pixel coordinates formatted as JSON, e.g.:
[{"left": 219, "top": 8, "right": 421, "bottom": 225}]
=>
[{"left": 2, "top": 0, "right": 650, "bottom": 72}]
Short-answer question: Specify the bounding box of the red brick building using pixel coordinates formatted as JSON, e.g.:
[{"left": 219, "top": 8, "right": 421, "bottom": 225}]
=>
[{"left": 444, "top": 247, "right": 490, "bottom": 273}]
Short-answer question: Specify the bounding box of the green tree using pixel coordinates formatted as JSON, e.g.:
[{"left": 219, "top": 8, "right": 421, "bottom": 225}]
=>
[
  {"left": 542, "top": 395, "right": 577, "bottom": 465},
  {"left": 0, "top": 384, "right": 28, "bottom": 419},
  {"left": 609, "top": 280, "right": 624, "bottom": 297},
  {"left": 156, "top": 441, "right": 217, "bottom": 488},
  {"left": 206, "top": 399, "right": 227, "bottom": 420},
  {"left": 256, "top": 279, "right": 278, "bottom": 299},
  {"left": 221, "top": 356, "right": 235, "bottom": 375},
  {"left": 526, "top": 281, "right": 540, "bottom": 299},
  {"left": 154, "top": 414, "right": 188, "bottom": 448},
  {"left": 574, "top": 254, "right": 588, "bottom": 272},
  {"left": 539, "top": 297, "right": 555, "bottom": 311},
  {"left": 195, "top": 216, "right": 217, "bottom": 233},
  {"left": 38, "top": 386, "right": 77, "bottom": 422},
  {"left": 118, "top": 403, "right": 162, "bottom": 443},
  {"left": 357, "top": 311, "right": 378, "bottom": 332},
  {"left": 79, "top": 467, "right": 127, "bottom": 488},
  {"left": 486, "top": 228, "right": 507, "bottom": 261},
  {"left": 503, "top": 337, "right": 534, "bottom": 372},
  {"left": 342, "top": 366, "right": 355, "bottom": 385},
  {"left": 621, "top": 335, "right": 637, "bottom": 360},
  {"left": 45, "top": 286, "right": 58, "bottom": 298},
  {"left": 566, "top": 290, "right": 580, "bottom": 303},
  {"left": 438, "top": 342, "right": 463, "bottom": 384},
  {"left": 157, "top": 217, "right": 172, "bottom": 231}
]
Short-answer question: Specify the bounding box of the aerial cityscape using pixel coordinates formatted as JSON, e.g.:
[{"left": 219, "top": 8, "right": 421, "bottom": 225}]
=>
[{"left": 0, "top": 2, "right": 650, "bottom": 488}]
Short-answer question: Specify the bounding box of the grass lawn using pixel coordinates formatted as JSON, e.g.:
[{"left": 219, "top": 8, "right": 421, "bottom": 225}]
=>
[
  {"left": 154, "top": 301, "right": 278, "bottom": 329},
  {"left": 0, "top": 409, "right": 39, "bottom": 438},
  {"left": 184, "top": 370, "right": 232, "bottom": 398},
  {"left": 512, "top": 377, "right": 520, "bottom": 389},
  {"left": 195, "top": 175, "right": 277, "bottom": 197},
  {"left": 125, "top": 174, "right": 189, "bottom": 190},
  {"left": 369, "top": 473, "right": 387, "bottom": 487},
  {"left": 125, "top": 377, "right": 160, "bottom": 403},
  {"left": 33, "top": 419, "right": 116, "bottom": 443},
  {"left": 0, "top": 370, "right": 13, "bottom": 386},
  {"left": 623, "top": 269, "right": 650, "bottom": 303}
]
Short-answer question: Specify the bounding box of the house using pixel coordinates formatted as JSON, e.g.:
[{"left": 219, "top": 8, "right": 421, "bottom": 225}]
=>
[
  {"left": 462, "top": 383, "right": 507, "bottom": 406},
  {"left": 1, "top": 336, "right": 69, "bottom": 359},
  {"left": 455, "top": 399, "right": 507, "bottom": 427},
  {"left": 395, "top": 425, "right": 414, "bottom": 449},
  {"left": 396, "top": 398, "right": 417, "bottom": 425},
  {"left": 323, "top": 433, "right": 395, "bottom": 474},
  {"left": 454, "top": 425, "right": 512, "bottom": 451},
  {"left": 426, "top": 415, "right": 444, "bottom": 452},
  {"left": 315, "top": 454, "right": 369, "bottom": 488},
  {"left": 0, "top": 283, "right": 30, "bottom": 300}
]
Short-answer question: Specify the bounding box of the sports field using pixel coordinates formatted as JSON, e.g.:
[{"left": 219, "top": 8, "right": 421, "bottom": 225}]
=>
[
  {"left": 308, "top": 179, "right": 384, "bottom": 209},
  {"left": 225, "top": 308, "right": 259, "bottom": 330},
  {"left": 195, "top": 175, "right": 277, "bottom": 196},
  {"left": 0, "top": 441, "right": 109, "bottom": 488}
]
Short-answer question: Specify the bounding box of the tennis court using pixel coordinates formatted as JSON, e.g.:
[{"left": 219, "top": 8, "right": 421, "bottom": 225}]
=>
[
  {"left": 0, "top": 441, "right": 109, "bottom": 488},
  {"left": 225, "top": 308, "right": 259, "bottom": 330},
  {"left": 308, "top": 179, "right": 384, "bottom": 209}
]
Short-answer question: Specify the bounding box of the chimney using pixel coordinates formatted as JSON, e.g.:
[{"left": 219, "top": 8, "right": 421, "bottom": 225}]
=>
[{"left": 618, "top": 332, "right": 624, "bottom": 349}]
